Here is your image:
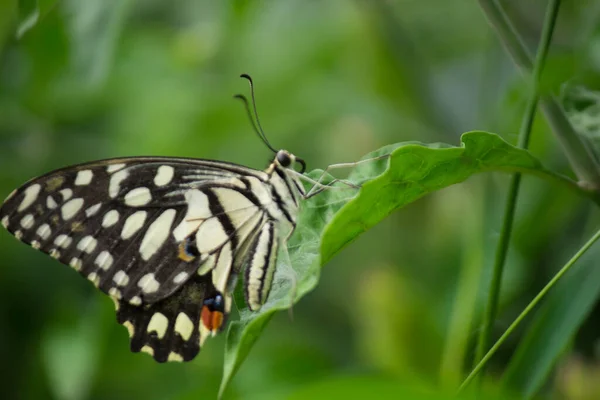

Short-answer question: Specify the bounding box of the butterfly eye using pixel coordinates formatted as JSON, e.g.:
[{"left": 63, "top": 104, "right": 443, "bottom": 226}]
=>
[{"left": 276, "top": 151, "right": 292, "bottom": 167}]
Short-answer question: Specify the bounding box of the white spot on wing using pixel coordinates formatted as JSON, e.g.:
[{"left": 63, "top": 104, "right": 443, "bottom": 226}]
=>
[
  {"left": 85, "top": 203, "right": 102, "bottom": 217},
  {"left": 49, "top": 248, "right": 60, "bottom": 259},
  {"left": 108, "top": 287, "right": 122, "bottom": 299},
  {"left": 87, "top": 272, "right": 100, "bottom": 286},
  {"left": 154, "top": 165, "right": 174, "bottom": 186},
  {"left": 195, "top": 217, "right": 228, "bottom": 254},
  {"left": 54, "top": 234, "right": 73, "bottom": 249},
  {"left": 69, "top": 257, "right": 82, "bottom": 271},
  {"left": 95, "top": 250, "right": 114, "bottom": 270},
  {"left": 60, "top": 188, "right": 73, "bottom": 201},
  {"left": 36, "top": 224, "right": 51, "bottom": 240},
  {"left": 18, "top": 184, "right": 41, "bottom": 212},
  {"left": 14, "top": 230, "right": 23, "bottom": 240},
  {"left": 174, "top": 312, "right": 193, "bottom": 340},
  {"left": 168, "top": 353, "right": 183, "bottom": 362},
  {"left": 113, "top": 270, "right": 129, "bottom": 286},
  {"left": 20, "top": 214, "right": 34, "bottom": 229},
  {"left": 139, "top": 209, "right": 176, "bottom": 260},
  {"left": 147, "top": 312, "right": 169, "bottom": 339},
  {"left": 109, "top": 169, "right": 129, "bottom": 198},
  {"left": 172, "top": 189, "right": 212, "bottom": 242},
  {"left": 141, "top": 345, "right": 154, "bottom": 356},
  {"left": 212, "top": 188, "right": 259, "bottom": 242},
  {"left": 129, "top": 296, "right": 142, "bottom": 306},
  {"left": 172, "top": 271, "right": 189, "bottom": 284},
  {"left": 1, "top": 216, "right": 9, "bottom": 228},
  {"left": 124, "top": 187, "right": 152, "bottom": 207},
  {"left": 75, "top": 169, "right": 93, "bottom": 185},
  {"left": 121, "top": 211, "right": 147, "bottom": 239},
  {"left": 197, "top": 254, "right": 216, "bottom": 275},
  {"left": 77, "top": 235, "right": 98, "bottom": 253},
  {"left": 102, "top": 210, "right": 120, "bottom": 228},
  {"left": 31, "top": 240, "right": 40, "bottom": 249},
  {"left": 107, "top": 163, "right": 126, "bottom": 173},
  {"left": 138, "top": 273, "right": 159, "bottom": 294},
  {"left": 61, "top": 198, "right": 84, "bottom": 220},
  {"left": 46, "top": 196, "right": 58, "bottom": 209},
  {"left": 212, "top": 241, "right": 232, "bottom": 292},
  {"left": 123, "top": 321, "right": 135, "bottom": 336}
]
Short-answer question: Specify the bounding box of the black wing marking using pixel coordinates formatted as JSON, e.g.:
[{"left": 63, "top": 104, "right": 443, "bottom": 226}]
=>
[
  {"left": 116, "top": 273, "right": 229, "bottom": 362},
  {"left": 0, "top": 157, "right": 269, "bottom": 307}
]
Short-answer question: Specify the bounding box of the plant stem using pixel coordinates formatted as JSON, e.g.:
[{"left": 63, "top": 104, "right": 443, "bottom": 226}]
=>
[
  {"left": 473, "top": 0, "right": 562, "bottom": 385},
  {"left": 477, "top": 0, "right": 600, "bottom": 188},
  {"left": 459, "top": 226, "right": 600, "bottom": 393}
]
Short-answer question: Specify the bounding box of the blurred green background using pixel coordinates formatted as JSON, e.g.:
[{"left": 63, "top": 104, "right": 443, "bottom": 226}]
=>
[{"left": 1, "top": 0, "right": 600, "bottom": 399}]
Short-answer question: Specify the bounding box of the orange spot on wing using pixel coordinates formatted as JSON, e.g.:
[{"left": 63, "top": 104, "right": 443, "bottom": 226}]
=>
[
  {"left": 178, "top": 242, "right": 195, "bottom": 262},
  {"left": 212, "top": 311, "right": 224, "bottom": 332},
  {"left": 201, "top": 306, "right": 224, "bottom": 332}
]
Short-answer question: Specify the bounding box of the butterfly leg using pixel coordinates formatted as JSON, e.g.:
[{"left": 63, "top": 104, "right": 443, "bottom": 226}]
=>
[{"left": 304, "top": 154, "right": 390, "bottom": 198}]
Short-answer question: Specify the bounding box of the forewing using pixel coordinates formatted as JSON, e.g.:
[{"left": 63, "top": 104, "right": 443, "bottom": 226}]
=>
[{"left": 0, "top": 157, "right": 267, "bottom": 306}]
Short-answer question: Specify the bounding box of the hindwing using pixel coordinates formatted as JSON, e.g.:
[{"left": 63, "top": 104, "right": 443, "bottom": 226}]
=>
[{"left": 116, "top": 273, "right": 228, "bottom": 362}]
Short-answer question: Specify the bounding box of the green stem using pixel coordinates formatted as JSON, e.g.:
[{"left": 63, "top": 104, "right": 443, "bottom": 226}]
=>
[
  {"left": 477, "top": 0, "right": 600, "bottom": 188},
  {"left": 473, "top": 0, "right": 561, "bottom": 384},
  {"left": 459, "top": 226, "right": 600, "bottom": 393}
]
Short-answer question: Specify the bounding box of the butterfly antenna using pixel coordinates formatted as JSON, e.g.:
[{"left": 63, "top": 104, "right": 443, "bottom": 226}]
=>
[
  {"left": 234, "top": 94, "right": 274, "bottom": 151},
  {"left": 239, "top": 74, "right": 277, "bottom": 153}
]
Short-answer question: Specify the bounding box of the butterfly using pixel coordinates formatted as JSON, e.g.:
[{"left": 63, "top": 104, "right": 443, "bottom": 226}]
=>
[{"left": 0, "top": 75, "right": 355, "bottom": 363}]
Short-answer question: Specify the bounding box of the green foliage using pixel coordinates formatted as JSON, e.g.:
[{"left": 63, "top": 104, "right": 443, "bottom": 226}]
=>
[
  {"left": 502, "top": 232, "right": 600, "bottom": 396},
  {"left": 220, "top": 131, "right": 584, "bottom": 395},
  {"left": 2, "top": 1, "right": 600, "bottom": 400}
]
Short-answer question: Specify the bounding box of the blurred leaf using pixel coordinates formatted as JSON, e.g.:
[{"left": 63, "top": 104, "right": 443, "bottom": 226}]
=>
[
  {"left": 16, "top": 0, "right": 38, "bottom": 38},
  {"left": 61, "top": 0, "right": 132, "bottom": 87},
  {"left": 42, "top": 299, "right": 105, "bottom": 400},
  {"left": 285, "top": 375, "right": 502, "bottom": 400},
  {"left": 501, "top": 230, "right": 600, "bottom": 397},
  {"left": 0, "top": 1, "right": 17, "bottom": 47},
  {"left": 219, "top": 131, "right": 566, "bottom": 397}
]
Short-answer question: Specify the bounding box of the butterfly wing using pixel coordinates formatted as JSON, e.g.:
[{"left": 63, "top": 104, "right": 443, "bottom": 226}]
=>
[
  {"left": 0, "top": 157, "right": 268, "bottom": 304},
  {"left": 1, "top": 156, "right": 279, "bottom": 361},
  {"left": 116, "top": 273, "right": 226, "bottom": 362}
]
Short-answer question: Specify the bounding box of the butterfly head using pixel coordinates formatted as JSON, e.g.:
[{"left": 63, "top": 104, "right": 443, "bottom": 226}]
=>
[{"left": 275, "top": 150, "right": 306, "bottom": 174}]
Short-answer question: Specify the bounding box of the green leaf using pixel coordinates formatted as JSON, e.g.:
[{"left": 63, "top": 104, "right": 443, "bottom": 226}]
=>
[
  {"left": 322, "top": 130, "right": 568, "bottom": 263},
  {"left": 218, "top": 131, "right": 575, "bottom": 397},
  {"left": 501, "top": 236, "right": 600, "bottom": 397}
]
